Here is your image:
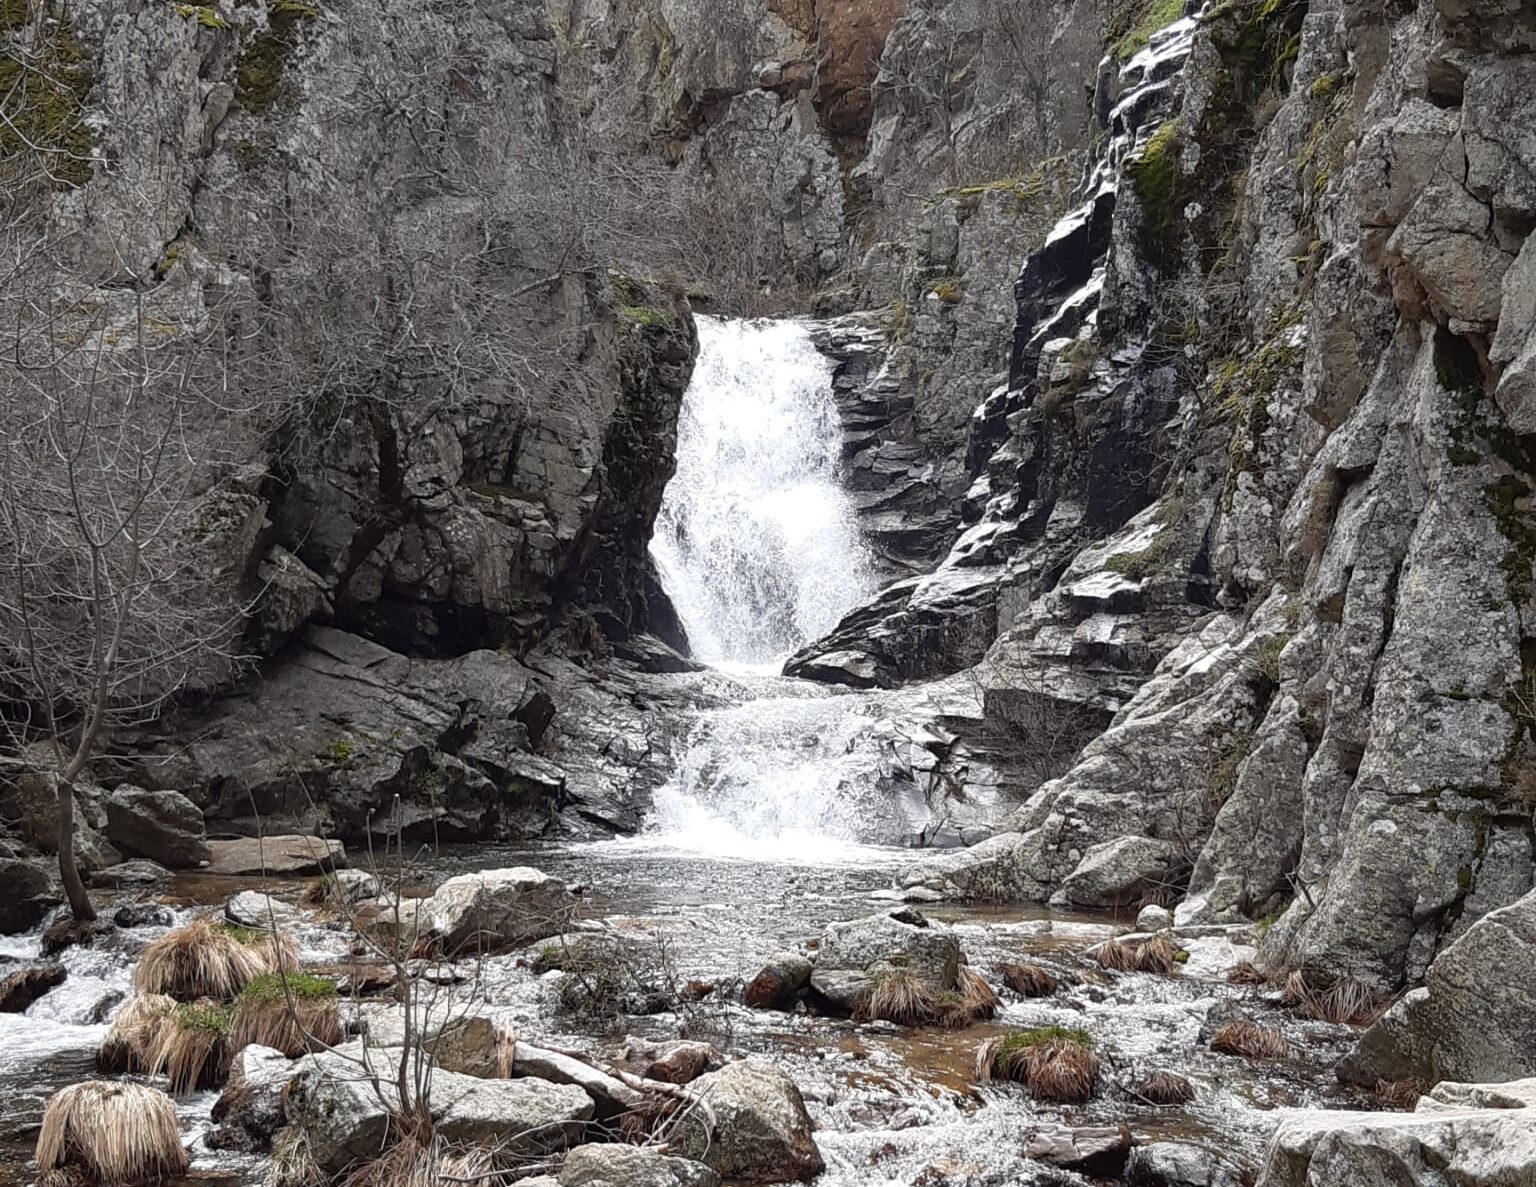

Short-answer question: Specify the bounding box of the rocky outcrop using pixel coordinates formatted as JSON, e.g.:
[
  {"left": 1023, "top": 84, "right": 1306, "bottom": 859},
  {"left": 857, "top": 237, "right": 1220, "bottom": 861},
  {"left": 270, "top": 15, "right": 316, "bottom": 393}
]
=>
[
  {"left": 425, "top": 867, "right": 577, "bottom": 956},
  {"left": 0, "top": 853, "right": 57, "bottom": 935},
  {"left": 1256, "top": 1079, "right": 1536, "bottom": 1187},
  {"left": 1339, "top": 888, "right": 1536, "bottom": 1087}
]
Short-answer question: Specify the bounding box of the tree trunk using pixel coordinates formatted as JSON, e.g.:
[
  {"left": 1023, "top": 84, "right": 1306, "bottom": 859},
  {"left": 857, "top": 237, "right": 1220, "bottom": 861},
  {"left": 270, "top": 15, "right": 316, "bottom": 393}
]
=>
[{"left": 56, "top": 778, "right": 96, "bottom": 922}]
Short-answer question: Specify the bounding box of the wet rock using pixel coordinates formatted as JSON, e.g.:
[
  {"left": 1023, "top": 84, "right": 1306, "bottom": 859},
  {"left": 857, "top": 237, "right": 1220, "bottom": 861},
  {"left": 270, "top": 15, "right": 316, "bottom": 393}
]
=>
[
  {"left": 1024, "top": 1124, "right": 1133, "bottom": 1177},
  {"left": 0, "top": 857, "right": 56, "bottom": 934},
  {"left": 629, "top": 1039, "right": 721, "bottom": 1085},
  {"left": 205, "top": 835, "right": 345, "bottom": 876},
  {"left": 92, "top": 860, "right": 172, "bottom": 889},
  {"left": 672, "top": 1059, "right": 824, "bottom": 1184},
  {"left": 311, "top": 868, "right": 381, "bottom": 906},
  {"left": 86, "top": 990, "right": 125, "bottom": 1023},
  {"left": 808, "top": 909, "right": 961, "bottom": 1011},
  {"left": 1128, "top": 1142, "right": 1246, "bottom": 1187},
  {"left": 1255, "top": 1081, "right": 1536, "bottom": 1186},
  {"left": 112, "top": 903, "right": 175, "bottom": 929},
  {"left": 508, "top": 1043, "right": 642, "bottom": 1117},
  {"left": 787, "top": 649, "right": 883, "bottom": 689},
  {"left": 0, "top": 961, "right": 66, "bottom": 1012},
  {"left": 39, "top": 917, "right": 115, "bottom": 955},
  {"left": 1137, "top": 904, "right": 1174, "bottom": 931},
  {"left": 558, "top": 1143, "right": 719, "bottom": 1187},
  {"left": 744, "top": 951, "right": 813, "bottom": 1010},
  {"left": 102, "top": 785, "right": 210, "bottom": 869},
  {"left": 286, "top": 1043, "right": 594, "bottom": 1173},
  {"left": 225, "top": 891, "right": 302, "bottom": 930},
  {"left": 209, "top": 1045, "right": 291, "bottom": 1153},
  {"left": 1338, "top": 888, "right": 1536, "bottom": 1086},
  {"left": 426, "top": 867, "right": 577, "bottom": 955}
]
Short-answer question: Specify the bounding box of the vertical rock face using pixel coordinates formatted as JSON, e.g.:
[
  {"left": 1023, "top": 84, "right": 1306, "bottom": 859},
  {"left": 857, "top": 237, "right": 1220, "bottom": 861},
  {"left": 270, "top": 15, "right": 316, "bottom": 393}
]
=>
[{"left": 866, "top": 0, "right": 1536, "bottom": 993}]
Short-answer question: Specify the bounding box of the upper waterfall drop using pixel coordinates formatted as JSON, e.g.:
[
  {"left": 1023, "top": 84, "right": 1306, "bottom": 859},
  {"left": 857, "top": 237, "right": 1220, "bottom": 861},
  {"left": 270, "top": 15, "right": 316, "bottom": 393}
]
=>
[{"left": 650, "top": 316, "right": 874, "bottom": 666}]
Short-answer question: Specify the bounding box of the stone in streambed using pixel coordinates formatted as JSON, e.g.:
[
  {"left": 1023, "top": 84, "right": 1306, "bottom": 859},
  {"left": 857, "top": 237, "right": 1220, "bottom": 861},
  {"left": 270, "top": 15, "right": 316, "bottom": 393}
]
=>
[
  {"left": 808, "top": 909, "right": 961, "bottom": 1012},
  {"left": 0, "top": 856, "right": 57, "bottom": 934},
  {"left": 426, "top": 866, "right": 577, "bottom": 955},
  {"left": 205, "top": 835, "right": 344, "bottom": 876},
  {"left": 0, "top": 962, "right": 66, "bottom": 1012},
  {"left": 670, "top": 1059, "right": 824, "bottom": 1184},
  {"left": 744, "top": 951, "right": 813, "bottom": 1011},
  {"left": 558, "top": 1144, "right": 718, "bottom": 1187}
]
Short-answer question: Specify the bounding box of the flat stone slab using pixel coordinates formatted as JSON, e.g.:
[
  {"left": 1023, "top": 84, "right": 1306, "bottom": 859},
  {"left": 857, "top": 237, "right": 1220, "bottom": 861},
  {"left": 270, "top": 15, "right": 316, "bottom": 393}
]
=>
[{"left": 205, "top": 835, "right": 345, "bottom": 876}]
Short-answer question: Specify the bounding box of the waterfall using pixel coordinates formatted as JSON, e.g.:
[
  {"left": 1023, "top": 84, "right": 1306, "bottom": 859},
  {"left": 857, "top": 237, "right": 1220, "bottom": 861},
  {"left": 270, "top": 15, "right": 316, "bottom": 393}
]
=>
[{"left": 650, "top": 317, "right": 873, "bottom": 666}]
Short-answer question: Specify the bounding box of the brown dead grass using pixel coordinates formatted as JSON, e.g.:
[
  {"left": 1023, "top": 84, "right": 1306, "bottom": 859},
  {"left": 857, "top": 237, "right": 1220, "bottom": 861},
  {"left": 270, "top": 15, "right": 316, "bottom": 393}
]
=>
[
  {"left": 148, "top": 1000, "right": 232, "bottom": 1094},
  {"left": 1227, "top": 960, "right": 1270, "bottom": 985},
  {"left": 1135, "top": 1069, "right": 1196, "bottom": 1105},
  {"left": 1210, "top": 1020, "right": 1288, "bottom": 1060},
  {"left": 978, "top": 1028, "right": 1100, "bottom": 1103},
  {"left": 341, "top": 1135, "right": 497, "bottom": 1187},
  {"left": 132, "top": 919, "right": 294, "bottom": 1002},
  {"left": 229, "top": 996, "right": 343, "bottom": 1058},
  {"left": 1093, "top": 935, "right": 1179, "bottom": 975},
  {"left": 1372, "top": 1078, "right": 1425, "bottom": 1111},
  {"left": 1284, "top": 970, "right": 1381, "bottom": 1025},
  {"left": 856, "top": 967, "right": 999, "bottom": 1028},
  {"left": 36, "top": 1081, "right": 188, "bottom": 1187},
  {"left": 98, "top": 993, "right": 176, "bottom": 1074},
  {"left": 998, "top": 962, "right": 1057, "bottom": 997},
  {"left": 936, "top": 968, "right": 1000, "bottom": 1027}
]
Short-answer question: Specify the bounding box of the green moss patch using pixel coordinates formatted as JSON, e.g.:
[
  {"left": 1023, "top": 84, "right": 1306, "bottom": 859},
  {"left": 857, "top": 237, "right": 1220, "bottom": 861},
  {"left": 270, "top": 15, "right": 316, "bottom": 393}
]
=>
[
  {"left": 1111, "top": 0, "right": 1185, "bottom": 59},
  {"left": 0, "top": 12, "right": 95, "bottom": 187},
  {"left": 175, "top": 1001, "right": 232, "bottom": 1033},
  {"left": 996, "top": 1025, "right": 1093, "bottom": 1053},
  {"left": 238, "top": 971, "right": 337, "bottom": 1004},
  {"left": 618, "top": 304, "right": 676, "bottom": 328},
  {"left": 234, "top": 0, "right": 317, "bottom": 111}
]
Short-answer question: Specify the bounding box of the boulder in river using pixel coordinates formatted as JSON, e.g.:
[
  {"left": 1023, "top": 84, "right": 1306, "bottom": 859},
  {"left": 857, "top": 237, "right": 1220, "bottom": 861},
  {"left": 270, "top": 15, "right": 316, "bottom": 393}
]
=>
[
  {"left": 91, "top": 859, "right": 172, "bottom": 889},
  {"left": 1339, "top": 887, "right": 1536, "bottom": 1086},
  {"left": 1255, "top": 1078, "right": 1536, "bottom": 1186},
  {"left": 225, "top": 890, "right": 303, "bottom": 930},
  {"left": 208, "top": 1044, "right": 291, "bottom": 1153},
  {"left": 103, "top": 785, "right": 211, "bottom": 868},
  {"left": 744, "top": 951, "right": 813, "bottom": 1010},
  {"left": 425, "top": 866, "right": 577, "bottom": 955},
  {"left": 205, "top": 834, "right": 345, "bottom": 876},
  {"left": 0, "top": 961, "right": 66, "bottom": 1012},
  {"left": 286, "top": 1042, "right": 594, "bottom": 1174},
  {"left": 671, "top": 1058, "right": 824, "bottom": 1184},
  {"left": 809, "top": 908, "right": 988, "bottom": 1025}
]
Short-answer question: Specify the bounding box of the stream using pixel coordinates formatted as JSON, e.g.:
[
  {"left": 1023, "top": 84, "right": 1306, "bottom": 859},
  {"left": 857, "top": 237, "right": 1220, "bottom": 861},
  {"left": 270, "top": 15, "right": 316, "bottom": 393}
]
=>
[{"left": 0, "top": 315, "right": 1374, "bottom": 1186}]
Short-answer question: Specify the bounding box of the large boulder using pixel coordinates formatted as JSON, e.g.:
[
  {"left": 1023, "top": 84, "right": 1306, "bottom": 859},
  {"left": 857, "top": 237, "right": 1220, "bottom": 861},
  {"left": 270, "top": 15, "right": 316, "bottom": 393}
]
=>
[
  {"left": 1058, "top": 836, "right": 1177, "bottom": 908},
  {"left": 744, "top": 951, "right": 813, "bottom": 1011},
  {"left": 205, "top": 835, "right": 345, "bottom": 876},
  {"left": 672, "top": 1059, "right": 824, "bottom": 1184},
  {"left": 0, "top": 856, "right": 57, "bottom": 934},
  {"left": 808, "top": 909, "right": 961, "bottom": 1011},
  {"left": 1255, "top": 1079, "right": 1536, "bottom": 1187},
  {"left": 286, "top": 1043, "right": 593, "bottom": 1174},
  {"left": 1339, "top": 888, "right": 1536, "bottom": 1086},
  {"left": 103, "top": 785, "right": 210, "bottom": 868},
  {"left": 425, "top": 867, "right": 577, "bottom": 955}
]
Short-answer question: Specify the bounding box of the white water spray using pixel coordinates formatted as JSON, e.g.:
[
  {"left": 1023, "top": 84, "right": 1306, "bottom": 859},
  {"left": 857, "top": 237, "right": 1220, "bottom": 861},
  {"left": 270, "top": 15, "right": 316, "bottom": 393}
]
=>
[{"left": 650, "top": 317, "right": 873, "bottom": 666}]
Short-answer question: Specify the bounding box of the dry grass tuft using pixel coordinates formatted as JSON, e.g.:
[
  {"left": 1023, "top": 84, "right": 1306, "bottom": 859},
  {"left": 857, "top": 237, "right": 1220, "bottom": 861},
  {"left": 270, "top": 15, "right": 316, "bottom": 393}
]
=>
[
  {"left": 98, "top": 993, "right": 176, "bottom": 1074},
  {"left": 1210, "top": 1020, "right": 1288, "bottom": 1060},
  {"left": 1093, "top": 938, "right": 1140, "bottom": 972},
  {"left": 1372, "top": 1078, "right": 1425, "bottom": 1111},
  {"left": 1284, "top": 971, "right": 1380, "bottom": 1025},
  {"left": 36, "top": 1081, "right": 188, "bottom": 1187},
  {"left": 856, "top": 967, "right": 998, "bottom": 1029},
  {"left": 1135, "top": 1069, "right": 1196, "bottom": 1105},
  {"left": 978, "top": 1027, "right": 1100, "bottom": 1103},
  {"left": 230, "top": 972, "right": 343, "bottom": 1057},
  {"left": 341, "top": 1135, "right": 497, "bottom": 1187},
  {"left": 148, "top": 1000, "right": 233, "bottom": 1094},
  {"left": 935, "top": 968, "right": 1000, "bottom": 1028},
  {"left": 132, "top": 919, "right": 293, "bottom": 1002},
  {"left": 1227, "top": 960, "right": 1270, "bottom": 985},
  {"left": 1093, "top": 935, "right": 1180, "bottom": 975},
  {"left": 998, "top": 962, "right": 1057, "bottom": 997},
  {"left": 1135, "top": 935, "right": 1178, "bottom": 975},
  {"left": 854, "top": 970, "right": 943, "bottom": 1026}
]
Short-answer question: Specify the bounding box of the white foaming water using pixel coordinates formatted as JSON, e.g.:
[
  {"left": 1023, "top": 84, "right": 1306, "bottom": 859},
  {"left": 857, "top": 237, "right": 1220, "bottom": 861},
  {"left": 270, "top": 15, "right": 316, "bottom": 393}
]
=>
[{"left": 651, "top": 317, "right": 873, "bottom": 666}]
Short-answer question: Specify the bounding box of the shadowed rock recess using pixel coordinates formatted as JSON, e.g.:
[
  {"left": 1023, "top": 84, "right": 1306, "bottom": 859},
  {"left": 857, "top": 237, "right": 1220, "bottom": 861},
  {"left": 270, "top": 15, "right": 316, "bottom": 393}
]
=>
[{"left": 4, "top": 0, "right": 1536, "bottom": 1183}]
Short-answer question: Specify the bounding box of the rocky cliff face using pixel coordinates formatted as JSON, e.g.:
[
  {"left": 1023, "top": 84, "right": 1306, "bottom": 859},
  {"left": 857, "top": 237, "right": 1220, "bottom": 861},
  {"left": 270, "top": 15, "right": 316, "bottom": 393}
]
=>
[{"left": 794, "top": 0, "right": 1536, "bottom": 995}]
